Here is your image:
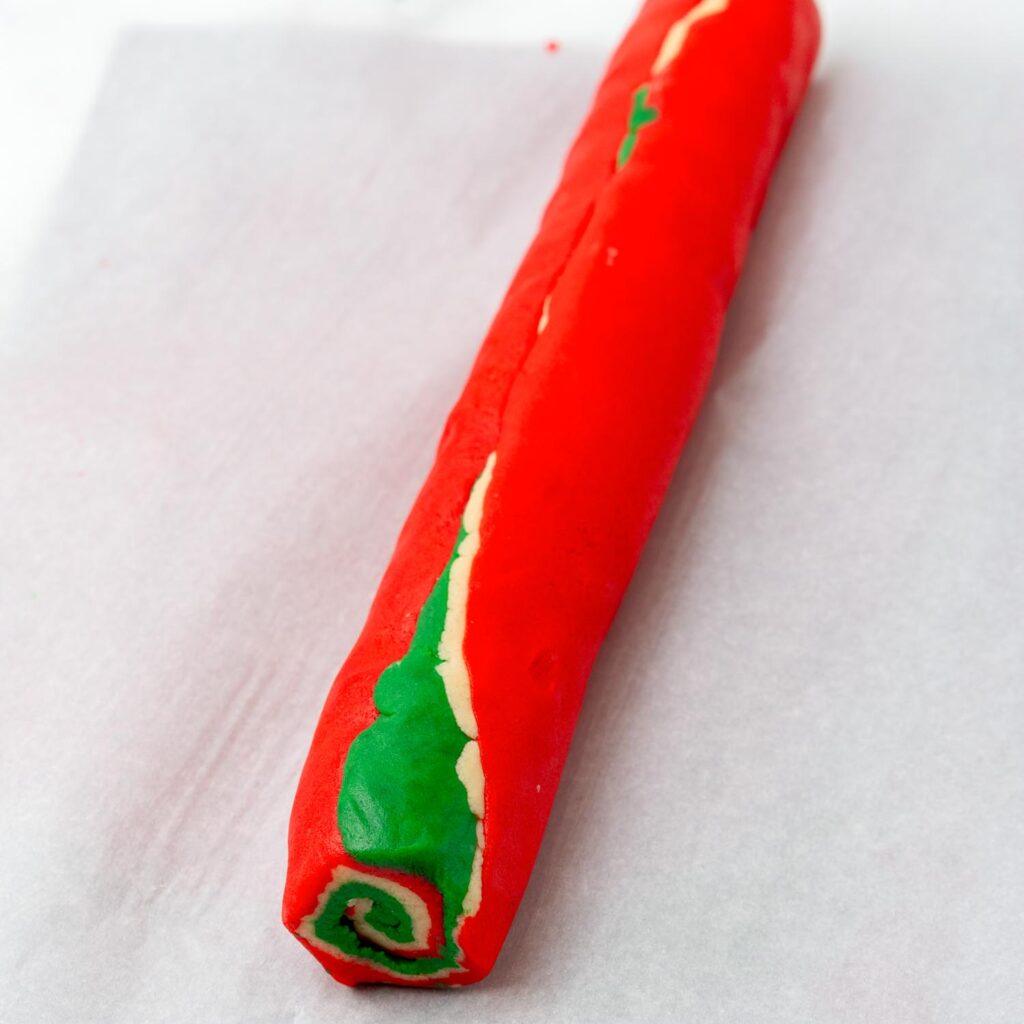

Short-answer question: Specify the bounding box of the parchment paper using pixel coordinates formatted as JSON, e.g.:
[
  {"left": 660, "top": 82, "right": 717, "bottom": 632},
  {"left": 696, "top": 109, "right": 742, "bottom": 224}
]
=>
[{"left": 2, "top": 2, "right": 1022, "bottom": 1021}]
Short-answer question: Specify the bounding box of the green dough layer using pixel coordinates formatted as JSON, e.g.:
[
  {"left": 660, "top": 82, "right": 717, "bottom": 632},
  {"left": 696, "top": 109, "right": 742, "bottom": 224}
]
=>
[{"left": 314, "top": 525, "right": 478, "bottom": 974}]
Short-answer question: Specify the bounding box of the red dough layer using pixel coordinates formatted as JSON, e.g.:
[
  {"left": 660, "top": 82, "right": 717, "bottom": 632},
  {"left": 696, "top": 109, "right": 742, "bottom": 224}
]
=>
[{"left": 284, "top": 0, "right": 820, "bottom": 987}]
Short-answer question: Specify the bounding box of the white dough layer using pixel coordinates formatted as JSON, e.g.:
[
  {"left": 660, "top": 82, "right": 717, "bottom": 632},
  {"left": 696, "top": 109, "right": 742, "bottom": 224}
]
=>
[
  {"left": 462, "top": 821, "right": 485, "bottom": 920},
  {"left": 456, "top": 740, "right": 485, "bottom": 817},
  {"left": 651, "top": 0, "right": 730, "bottom": 75},
  {"left": 438, "top": 454, "right": 496, "bottom": 924},
  {"left": 436, "top": 450, "right": 496, "bottom": 739},
  {"left": 537, "top": 294, "right": 552, "bottom": 334}
]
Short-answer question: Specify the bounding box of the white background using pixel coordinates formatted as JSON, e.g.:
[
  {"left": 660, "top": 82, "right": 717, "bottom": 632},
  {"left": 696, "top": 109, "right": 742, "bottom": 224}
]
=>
[{"left": 2, "top": 1, "right": 1022, "bottom": 1021}]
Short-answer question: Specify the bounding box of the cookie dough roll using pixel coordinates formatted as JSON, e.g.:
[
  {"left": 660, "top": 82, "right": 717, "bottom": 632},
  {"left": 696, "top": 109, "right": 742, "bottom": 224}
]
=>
[{"left": 284, "top": 0, "right": 820, "bottom": 987}]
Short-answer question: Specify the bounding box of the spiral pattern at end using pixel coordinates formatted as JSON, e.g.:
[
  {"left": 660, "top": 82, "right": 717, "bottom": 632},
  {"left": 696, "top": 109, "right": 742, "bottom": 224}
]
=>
[{"left": 298, "top": 866, "right": 463, "bottom": 980}]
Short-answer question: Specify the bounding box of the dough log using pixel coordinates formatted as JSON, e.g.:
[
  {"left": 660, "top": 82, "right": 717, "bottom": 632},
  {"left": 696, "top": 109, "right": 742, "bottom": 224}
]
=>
[{"left": 283, "top": 0, "right": 820, "bottom": 987}]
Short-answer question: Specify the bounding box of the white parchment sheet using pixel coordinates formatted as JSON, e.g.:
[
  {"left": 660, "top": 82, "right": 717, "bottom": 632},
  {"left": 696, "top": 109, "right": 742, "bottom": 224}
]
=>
[{"left": 1, "top": 2, "right": 1022, "bottom": 1021}]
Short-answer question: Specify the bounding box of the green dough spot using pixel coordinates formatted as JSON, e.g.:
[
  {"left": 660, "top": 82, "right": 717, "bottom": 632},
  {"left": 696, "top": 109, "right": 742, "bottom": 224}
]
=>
[{"left": 616, "top": 84, "right": 660, "bottom": 169}]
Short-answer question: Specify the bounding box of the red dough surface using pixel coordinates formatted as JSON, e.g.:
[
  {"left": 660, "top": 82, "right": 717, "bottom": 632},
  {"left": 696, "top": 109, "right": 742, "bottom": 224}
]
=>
[{"left": 284, "top": 0, "right": 820, "bottom": 986}]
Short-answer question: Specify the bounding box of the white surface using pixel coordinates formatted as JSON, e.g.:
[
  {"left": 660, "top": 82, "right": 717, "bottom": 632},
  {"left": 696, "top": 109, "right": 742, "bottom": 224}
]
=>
[{"left": 2, "top": 2, "right": 1023, "bottom": 1022}]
